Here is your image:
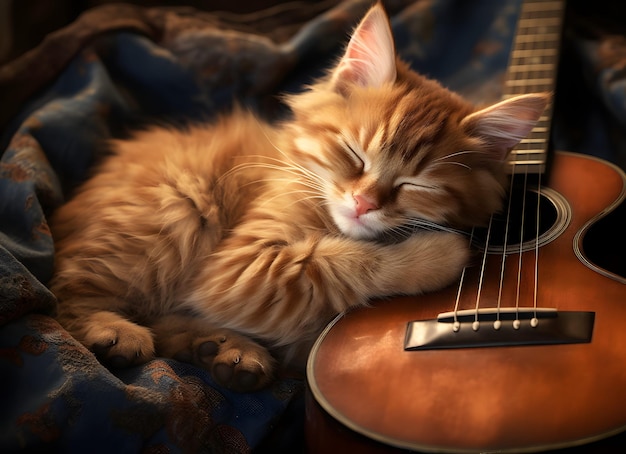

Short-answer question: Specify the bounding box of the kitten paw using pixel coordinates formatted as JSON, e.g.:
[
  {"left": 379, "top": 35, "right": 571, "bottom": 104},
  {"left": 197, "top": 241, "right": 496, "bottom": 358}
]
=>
[
  {"left": 81, "top": 312, "right": 155, "bottom": 367},
  {"left": 389, "top": 232, "right": 470, "bottom": 295},
  {"left": 183, "top": 332, "right": 274, "bottom": 392},
  {"left": 152, "top": 316, "right": 275, "bottom": 392}
]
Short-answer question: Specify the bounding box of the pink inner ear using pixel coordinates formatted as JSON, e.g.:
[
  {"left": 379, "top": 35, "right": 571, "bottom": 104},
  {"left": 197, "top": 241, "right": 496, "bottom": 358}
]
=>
[
  {"left": 462, "top": 93, "right": 550, "bottom": 159},
  {"left": 331, "top": 4, "right": 397, "bottom": 91}
]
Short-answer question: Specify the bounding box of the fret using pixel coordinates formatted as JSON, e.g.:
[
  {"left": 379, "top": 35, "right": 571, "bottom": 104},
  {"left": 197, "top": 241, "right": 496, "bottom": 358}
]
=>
[
  {"left": 514, "top": 33, "right": 560, "bottom": 44},
  {"left": 520, "top": 137, "right": 547, "bottom": 144},
  {"left": 507, "top": 72, "right": 556, "bottom": 84},
  {"left": 511, "top": 152, "right": 547, "bottom": 158},
  {"left": 507, "top": 79, "right": 554, "bottom": 89},
  {"left": 513, "top": 136, "right": 547, "bottom": 144},
  {"left": 511, "top": 56, "right": 557, "bottom": 67},
  {"left": 509, "top": 63, "right": 556, "bottom": 69},
  {"left": 512, "top": 159, "right": 547, "bottom": 166},
  {"left": 511, "top": 48, "right": 558, "bottom": 59},
  {"left": 518, "top": 25, "right": 560, "bottom": 36},
  {"left": 521, "top": 10, "right": 563, "bottom": 20},
  {"left": 517, "top": 25, "right": 560, "bottom": 36},
  {"left": 508, "top": 73, "right": 555, "bottom": 82},
  {"left": 509, "top": 74, "right": 555, "bottom": 83},
  {"left": 506, "top": 87, "right": 552, "bottom": 95},
  {"left": 509, "top": 57, "right": 556, "bottom": 67},
  {"left": 508, "top": 63, "right": 555, "bottom": 72},
  {"left": 518, "top": 138, "right": 548, "bottom": 145},
  {"left": 509, "top": 57, "right": 555, "bottom": 65},
  {"left": 511, "top": 145, "right": 547, "bottom": 151},
  {"left": 508, "top": 159, "right": 546, "bottom": 166},
  {"left": 503, "top": 0, "right": 564, "bottom": 175},
  {"left": 507, "top": 161, "right": 546, "bottom": 171},
  {"left": 520, "top": 1, "right": 564, "bottom": 13},
  {"left": 522, "top": 132, "right": 550, "bottom": 142},
  {"left": 517, "top": 25, "right": 560, "bottom": 34},
  {"left": 518, "top": 17, "right": 561, "bottom": 28},
  {"left": 505, "top": 78, "right": 554, "bottom": 87},
  {"left": 528, "top": 119, "right": 551, "bottom": 128},
  {"left": 523, "top": 120, "right": 551, "bottom": 130},
  {"left": 515, "top": 41, "right": 561, "bottom": 52}
]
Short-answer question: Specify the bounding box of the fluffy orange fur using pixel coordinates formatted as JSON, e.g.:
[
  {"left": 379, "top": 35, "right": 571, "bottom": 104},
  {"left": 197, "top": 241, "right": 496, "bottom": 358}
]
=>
[{"left": 49, "top": 3, "right": 549, "bottom": 392}]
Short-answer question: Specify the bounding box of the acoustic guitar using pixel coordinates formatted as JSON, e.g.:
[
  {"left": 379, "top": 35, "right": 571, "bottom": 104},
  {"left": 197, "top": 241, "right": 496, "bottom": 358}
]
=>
[{"left": 305, "top": 0, "right": 626, "bottom": 452}]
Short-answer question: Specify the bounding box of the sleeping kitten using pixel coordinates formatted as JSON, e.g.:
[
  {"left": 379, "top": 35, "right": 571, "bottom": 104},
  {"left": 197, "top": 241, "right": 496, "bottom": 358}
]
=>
[{"left": 49, "top": 3, "right": 549, "bottom": 392}]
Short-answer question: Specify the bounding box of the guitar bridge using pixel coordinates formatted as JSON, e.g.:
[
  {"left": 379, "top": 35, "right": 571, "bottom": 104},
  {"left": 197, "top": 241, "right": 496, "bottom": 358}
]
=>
[{"left": 404, "top": 308, "right": 594, "bottom": 350}]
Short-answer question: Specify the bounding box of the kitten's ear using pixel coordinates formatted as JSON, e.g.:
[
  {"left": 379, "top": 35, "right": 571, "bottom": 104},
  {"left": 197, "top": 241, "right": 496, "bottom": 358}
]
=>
[
  {"left": 330, "top": 3, "right": 397, "bottom": 94},
  {"left": 461, "top": 93, "right": 551, "bottom": 159}
]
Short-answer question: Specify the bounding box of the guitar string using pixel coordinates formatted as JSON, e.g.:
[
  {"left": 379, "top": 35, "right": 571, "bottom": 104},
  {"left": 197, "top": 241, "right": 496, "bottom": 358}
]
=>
[
  {"left": 529, "top": 7, "right": 552, "bottom": 328},
  {"left": 512, "top": 5, "right": 548, "bottom": 331},
  {"left": 478, "top": 3, "right": 536, "bottom": 332},
  {"left": 485, "top": 7, "right": 532, "bottom": 332},
  {"left": 477, "top": 11, "right": 523, "bottom": 331},
  {"left": 471, "top": 214, "right": 495, "bottom": 331},
  {"left": 512, "top": 12, "right": 535, "bottom": 330},
  {"left": 451, "top": 228, "right": 475, "bottom": 332},
  {"left": 532, "top": 172, "right": 542, "bottom": 327},
  {"left": 458, "top": 4, "right": 528, "bottom": 333},
  {"left": 530, "top": 10, "right": 538, "bottom": 326},
  {"left": 494, "top": 169, "right": 516, "bottom": 330},
  {"left": 531, "top": 8, "right": 552, "bottom": 327},
  {"left": 453, "top": 3, "right": 558, "bottom": 332},
  {"left": 513, "top": 165, "right": 530, "bottom": 329}
]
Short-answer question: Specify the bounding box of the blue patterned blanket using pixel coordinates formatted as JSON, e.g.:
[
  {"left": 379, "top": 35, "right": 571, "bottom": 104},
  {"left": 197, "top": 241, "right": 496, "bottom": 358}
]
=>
[{"left": 1, "top": 0, "right": 625, "bottom": 452}]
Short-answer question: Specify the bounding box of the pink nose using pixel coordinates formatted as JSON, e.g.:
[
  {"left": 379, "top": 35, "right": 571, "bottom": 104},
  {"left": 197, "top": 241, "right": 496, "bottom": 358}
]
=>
[{"left": 353, "top": 194, "right": 378, "bottom": 217}]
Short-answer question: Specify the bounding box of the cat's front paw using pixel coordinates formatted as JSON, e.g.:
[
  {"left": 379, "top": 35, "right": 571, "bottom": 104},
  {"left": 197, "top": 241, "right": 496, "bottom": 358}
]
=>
[
  {"left": 388, "top": 231, "right": 470, "bottom": 295},
  {"left": 425, "top": 232, "right": 470, "bottom": 288},
  {"left": 81, "top": 311, "right": 155, "bottom": 367}
]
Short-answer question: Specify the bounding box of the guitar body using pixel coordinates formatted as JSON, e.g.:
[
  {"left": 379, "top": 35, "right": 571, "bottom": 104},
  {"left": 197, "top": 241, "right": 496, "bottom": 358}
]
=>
[{"left": 306, "top": 151, "right": 626, "bottom": 453}]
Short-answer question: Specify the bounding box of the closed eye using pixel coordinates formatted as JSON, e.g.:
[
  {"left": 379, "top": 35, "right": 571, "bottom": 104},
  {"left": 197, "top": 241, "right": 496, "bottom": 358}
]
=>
[
  {"left": 395, "top": 177, "right": 440, "bottom": 192},
  {"left": 340, "top": 141, "right": 366, "bottom": 172}
]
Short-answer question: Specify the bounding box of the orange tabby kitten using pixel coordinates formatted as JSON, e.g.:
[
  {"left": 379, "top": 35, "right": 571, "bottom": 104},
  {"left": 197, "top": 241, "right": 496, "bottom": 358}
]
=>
[{"left": 49, "top": 4, "right": 548, "bottom": 392}]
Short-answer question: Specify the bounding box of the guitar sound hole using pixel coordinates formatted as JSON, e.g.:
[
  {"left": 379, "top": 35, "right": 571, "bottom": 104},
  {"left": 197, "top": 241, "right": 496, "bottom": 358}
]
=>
[{"left": 473, "top": 182, "right": 571, "bottom": 254}]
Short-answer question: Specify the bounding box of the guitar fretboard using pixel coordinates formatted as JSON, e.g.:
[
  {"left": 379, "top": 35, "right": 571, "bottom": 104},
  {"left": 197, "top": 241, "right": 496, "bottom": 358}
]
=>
[{"left": 504, "top": 0, "right": 565, "bottom": 175}]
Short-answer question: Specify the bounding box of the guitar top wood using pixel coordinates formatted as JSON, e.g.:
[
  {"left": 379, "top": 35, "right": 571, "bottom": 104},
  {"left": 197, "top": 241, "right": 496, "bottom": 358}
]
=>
[{"left": 307, "top": 152, "right": 626, "bottom": 453}]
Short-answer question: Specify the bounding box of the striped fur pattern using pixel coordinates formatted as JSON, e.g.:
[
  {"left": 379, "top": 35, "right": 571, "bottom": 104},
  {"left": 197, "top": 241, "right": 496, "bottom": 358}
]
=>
[{"left": 49, "top": 3, "right": 548, "bottom": 392}]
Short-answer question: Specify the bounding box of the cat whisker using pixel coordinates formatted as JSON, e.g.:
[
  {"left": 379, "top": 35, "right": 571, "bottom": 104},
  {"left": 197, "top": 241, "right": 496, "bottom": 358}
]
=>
[
  {"left": 375, "top": 222, "right": 431, "bottom": 243},
  {"left": 216, "top": 155, "right": 302, "bottom": 181},
  {"left": 282, "top": 196, "right": 329, "bottom": 210},
  {"left": 260, "top": 191, "right": 328, "bottom": 209},
  {"left": 215, "top": 161, "right": 272, "bottom": 185},
  {"left": 254, "top": 190, "right": 327, "bottom": 213},
  {"left": 239, "top": 175, "right": 326, "bottom": 196},
  {"left": 402, "top": 218, "right": 468, "bottom": 236},
  {"left": 269, "top": 170, "right": 326, "bottom": 191},
  {"left": 384, "top": 226, "right": 413, "bottom": 241},
  {"left": 430, "top": 150, "right": 493, "bottom": 171},
  {"left": 430, "top": 161, "right": 472, "bottom": 170},
  {"left": 273, "top": 156, "right": 327, "bottom": 190},
  {"left": 229, "top": 161, "right": 305, "bottom": 180},
  {"left": 221, "top": 162, "right": 327, "bottom": 194},
  {"left": 253, "top": 120, "right": 332, "bottom": 188},
  {"left": 433, "top": 150, "right": 487, "bottom": 162},
  {"left": 226, "top": 152, "right": 329, "bottom": 193}
]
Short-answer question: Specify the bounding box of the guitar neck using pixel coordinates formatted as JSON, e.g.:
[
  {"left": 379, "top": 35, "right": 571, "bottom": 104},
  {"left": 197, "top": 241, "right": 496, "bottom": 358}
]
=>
[{"left": 504, "top": 0, "right": 565, "bottom": 175}]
